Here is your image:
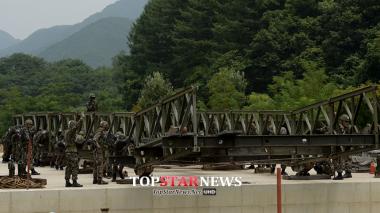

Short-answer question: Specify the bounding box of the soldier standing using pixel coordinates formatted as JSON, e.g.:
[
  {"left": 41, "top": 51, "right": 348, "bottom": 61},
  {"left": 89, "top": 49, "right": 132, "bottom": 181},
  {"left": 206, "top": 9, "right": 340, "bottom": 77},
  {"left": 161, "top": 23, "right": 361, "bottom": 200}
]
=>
[
  {"left": 93, "top": 121, "right": 109, "bottom": 185},
  {"left": 111, "top": 131, "right": 127, "bottom": 182},
  {"left": 86, "top": 94, "right": 98, "bottom": 112},
  {"left": 64, "top": 117, "right": 84, "bottom": 187},
  {"left": 21, "top": 119, "right": 40, "bottom": 176},
  {"left": 334, "top": 114, "right": 353, "bottom": 180},
  {"left": 6, "top": 126, "right": 19, "bottom": 176},
  {"left": 32, "top": 130, "right": 48, "bottom": 167},
  {"left": 2, "top": 127, "right": 14, "bottom": 163},
  {"left": 54, "top": 130, "right": 66, "bottom": 170}
]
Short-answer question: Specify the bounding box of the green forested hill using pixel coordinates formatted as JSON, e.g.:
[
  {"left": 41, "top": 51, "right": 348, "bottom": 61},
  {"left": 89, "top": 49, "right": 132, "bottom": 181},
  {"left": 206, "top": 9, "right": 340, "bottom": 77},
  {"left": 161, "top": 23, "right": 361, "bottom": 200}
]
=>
[
  {"left": 122, "top": 0, "right": 380, "bottom": 102},
  {"left": 0, "top": 53, "right": 123, "bottom": 133},
  {"left": 39, "top": 17, "right": 133, "bottom": 67}
]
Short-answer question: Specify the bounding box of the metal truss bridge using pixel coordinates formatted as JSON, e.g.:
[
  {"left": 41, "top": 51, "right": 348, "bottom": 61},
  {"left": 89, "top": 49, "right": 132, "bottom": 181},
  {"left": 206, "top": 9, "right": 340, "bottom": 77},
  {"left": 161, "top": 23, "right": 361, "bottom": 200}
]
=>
[{"left": 12, "top": 86, "right": 380, "bottom": 176}]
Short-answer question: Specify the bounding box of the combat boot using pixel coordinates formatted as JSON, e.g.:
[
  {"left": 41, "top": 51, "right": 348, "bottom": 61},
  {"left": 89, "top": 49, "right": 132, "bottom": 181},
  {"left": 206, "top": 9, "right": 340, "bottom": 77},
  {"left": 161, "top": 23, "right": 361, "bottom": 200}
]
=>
[
  {"left": 31, "top": 168, "right": 40, "bottom": 175},
  {"left": 112, "top": 172, "right": 116, "bottom": 182},
  {"left": 343, "top": 171, "right": 352, "bottom": 178},
  {"left": 18, "top": 164, "right": 27, "bottom": 177},
  {"left": 65, "top": 180, "right": 72, "bottom": 187},
  {"left": 333, "top": 172, "right": 344, "bottom": 180},
  {"left": 72, "top": 180, "right": 83, "bottom": 187},
  {"left": 93, "top": 178, "right": 98, "bottom": 184},
  {"left": 97, "top": 179, "right": 108, "bottom": 185},
  {"left": 119, "top": 169, "right": 125, "bottom": 179}
]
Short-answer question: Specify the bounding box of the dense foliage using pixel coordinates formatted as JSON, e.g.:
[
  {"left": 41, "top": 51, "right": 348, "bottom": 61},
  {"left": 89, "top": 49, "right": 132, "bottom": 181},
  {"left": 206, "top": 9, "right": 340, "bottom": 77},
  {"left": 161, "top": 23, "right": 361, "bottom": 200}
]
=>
[
  {"left": 0, "top": 53, "right": 123, "bottom": 133},
  {"left": 121, "top": 0, "right": 380, "bottom": 106}
]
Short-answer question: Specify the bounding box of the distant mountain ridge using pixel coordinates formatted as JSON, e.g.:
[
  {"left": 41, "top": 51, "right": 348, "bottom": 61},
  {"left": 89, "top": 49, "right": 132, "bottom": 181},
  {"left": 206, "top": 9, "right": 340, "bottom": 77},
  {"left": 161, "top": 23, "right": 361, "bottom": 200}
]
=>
[
  {"left": 39, "top": 17, "right": 133, "bottom": 67},
  {"left": 0, "top": 30, "right": 20, "bottom": 50},
  {"left": 0, "top": 0, "right": 148, "bottom": 66}
]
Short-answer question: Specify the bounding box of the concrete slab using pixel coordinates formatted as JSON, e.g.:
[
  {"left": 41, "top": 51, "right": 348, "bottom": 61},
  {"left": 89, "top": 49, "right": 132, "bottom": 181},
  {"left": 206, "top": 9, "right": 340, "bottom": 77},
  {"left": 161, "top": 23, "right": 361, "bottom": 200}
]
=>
[{"left": 0, "top": 163, "right": 378, "bottom": 212}]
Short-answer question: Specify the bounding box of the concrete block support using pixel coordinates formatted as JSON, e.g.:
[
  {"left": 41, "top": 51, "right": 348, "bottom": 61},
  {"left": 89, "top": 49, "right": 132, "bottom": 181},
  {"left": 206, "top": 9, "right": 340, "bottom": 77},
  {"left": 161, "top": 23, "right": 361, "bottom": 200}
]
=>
[{"left": 0, "top": 182, "right": 378, "bottom": 213}]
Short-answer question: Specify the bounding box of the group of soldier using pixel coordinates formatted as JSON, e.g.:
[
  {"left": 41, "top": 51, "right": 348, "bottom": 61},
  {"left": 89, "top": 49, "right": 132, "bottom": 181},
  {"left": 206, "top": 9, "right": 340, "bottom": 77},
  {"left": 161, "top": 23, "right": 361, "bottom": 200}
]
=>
[
  {"left": 255, "top": 113, "right": 357, "bottom": 180},
  {"left": 1, "top": 95, "right": 131, "bottom": 187},
  {"left": 0, "top": 94, "right": 375, "bottom": 186}
]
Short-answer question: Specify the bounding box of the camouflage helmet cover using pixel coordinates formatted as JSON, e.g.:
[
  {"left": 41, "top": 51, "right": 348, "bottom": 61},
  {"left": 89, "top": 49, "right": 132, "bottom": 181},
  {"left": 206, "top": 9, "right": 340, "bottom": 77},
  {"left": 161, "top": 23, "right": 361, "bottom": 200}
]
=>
[
  {"left": 68, "top": 120, "right": 77, "bottom": 129},
  {"left": 100, "top": 121, "right": 109, "bottom": 129},
  {"left": 339, "top": 114, "right": 350, "bottom": 122},
  {"left": 89, "top": 93, "right": 96, "bottom": 98},
  {"left": 25, "top": 119, "right": 33, "bottom": 125}
]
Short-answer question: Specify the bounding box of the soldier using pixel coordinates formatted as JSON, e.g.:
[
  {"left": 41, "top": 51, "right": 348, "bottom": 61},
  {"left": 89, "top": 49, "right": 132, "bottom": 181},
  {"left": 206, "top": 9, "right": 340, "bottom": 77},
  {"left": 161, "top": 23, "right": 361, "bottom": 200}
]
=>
[
  {"left": 333, "top": 114, "right": 353, "bottom": 180},
  {"left": 54, "top": 130, "right": 66, "bottom": 170},
  {"left": 32, "top": 130, "right": 49, "bottom": 167},
  {"left": 111, "top": 131, "right": 127, "bottom": 182},
  {"left": 21, "top": 119, "right": 40, "bottom": 176},
  {"left": 2, "top": 127, "right": 15, "bottom": 163},
  {"left": 64, "top": 118, "right": 84, "bottom": 187},
  {"left": 279, "top": 125, "right": 288, "bottom": 175},
  {"left": 338, "top": 114, "right": 351, "bottom": 134},
  {"left": 361, "top": 123, "right": 372, "bottom": 134},
  {"left": 6, "top": 126, "right": 20, "bottom": 176},
  {"left": 340, "top": 114, "right": 353, "bottom": 178},
  {"left": 92, "top": 121, "right": 109, "bottom": 185},
  {"left": 86, "top": 94, "right": 98, "bottom": 112}
]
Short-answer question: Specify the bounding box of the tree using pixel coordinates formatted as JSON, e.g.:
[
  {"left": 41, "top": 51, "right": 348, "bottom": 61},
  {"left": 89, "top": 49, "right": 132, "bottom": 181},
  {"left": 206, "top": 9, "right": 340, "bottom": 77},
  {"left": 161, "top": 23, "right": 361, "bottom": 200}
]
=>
[
  {"left": 170, "top": 0, "right": 217, "bottom": 86},
  {"left": 268, "top": 60, "right": 337, "bottom": 110},
  {"left": 137, "top": 72, "right": 174, "bottom": 109},
  {"left": 245, "top": 93, "right": 275, "bottom": 110},
  {"left": 207, "top": 68, "right": 247, "bottom": 110},
  {"left": 358, "top": 31, "right": 380, "bottom": 83},
  {"left": 128, "top": 0, "right": 185, "bottom": 77}
]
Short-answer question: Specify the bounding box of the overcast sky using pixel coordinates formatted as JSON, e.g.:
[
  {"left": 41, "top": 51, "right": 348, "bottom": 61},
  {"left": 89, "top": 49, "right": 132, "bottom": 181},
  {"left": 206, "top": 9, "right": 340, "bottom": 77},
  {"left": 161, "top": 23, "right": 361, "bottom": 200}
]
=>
[{"left": 0, "top": 0, "right": 118, "bottom": 39}]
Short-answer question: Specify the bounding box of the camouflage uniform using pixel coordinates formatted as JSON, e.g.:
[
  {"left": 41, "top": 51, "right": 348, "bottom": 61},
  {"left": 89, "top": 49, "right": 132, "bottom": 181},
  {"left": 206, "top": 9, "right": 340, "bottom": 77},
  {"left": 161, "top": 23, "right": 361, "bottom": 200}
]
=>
[
  {"left": 17, "top": 120, "right": 38, "bottom": 176},
  {"left": 2, "top": 127, "right": 16, "bottom": 163},
  {"left": 54, "top": 131, "right": 66, "bottom": 170},
  {"left": 64, "top": 118, "right": 83, "bottom": 187},
  {"left": 334, "top": 114, "right": 352, "bottom": 180},
  {"left": 9, "top": 126, "right": 22, "bottom": 175},
  {"left": 111, "top": 131, "right": 127, "bottom": 181},
  {"left": 32, "top": 130, "right": 48, "bottom": 166},
  {"left": 5, "top": 126, "right": 18, "bottom": 176},
  {"left": 86, "top": 94, "right": 98, "bottom": 112},
  {"left": 92, "top": 121, "right": 109, "bottom": 184},
  {"left": 24, "top": 122, "right": 38, "bottom": 174}
]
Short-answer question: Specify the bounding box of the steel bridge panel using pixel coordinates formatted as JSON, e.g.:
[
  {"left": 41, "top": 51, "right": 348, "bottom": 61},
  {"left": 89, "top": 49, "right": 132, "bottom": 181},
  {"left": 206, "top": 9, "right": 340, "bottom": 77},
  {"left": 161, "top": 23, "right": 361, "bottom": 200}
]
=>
[{"left": 233, "top": 135, "right": 376, "bottom": 147}]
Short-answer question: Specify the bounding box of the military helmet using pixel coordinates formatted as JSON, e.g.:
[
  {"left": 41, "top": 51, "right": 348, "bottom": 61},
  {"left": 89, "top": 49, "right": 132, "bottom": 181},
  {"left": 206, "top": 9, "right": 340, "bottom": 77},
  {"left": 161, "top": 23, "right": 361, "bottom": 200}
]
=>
[
  {"left": 68, "top": 120, "right": 77, "bottom": 129},
  {"left": 89, "top": 93, "right": 96, "bottom": 99},
  {"left": 100, "top": 121, "right": 109, "bottom": 129},
  {"left": 339, "top": 114, "right": 350, "bottom": 122},
  {"left": 25, "top": 119, "right": 33, "bottom": 126},
  {"left": 75, "top": 134, "right": 85, "bottom": 144},
  {"left": 116, "top": 131, "right": 126, "bottom": 140}
]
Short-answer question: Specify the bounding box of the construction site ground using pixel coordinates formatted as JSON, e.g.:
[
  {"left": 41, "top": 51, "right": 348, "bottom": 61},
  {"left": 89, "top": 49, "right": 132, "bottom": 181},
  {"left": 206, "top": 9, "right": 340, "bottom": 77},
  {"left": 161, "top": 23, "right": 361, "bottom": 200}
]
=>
[{"left": 0, "top": 152, "right": 379, "bottom": 213}]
